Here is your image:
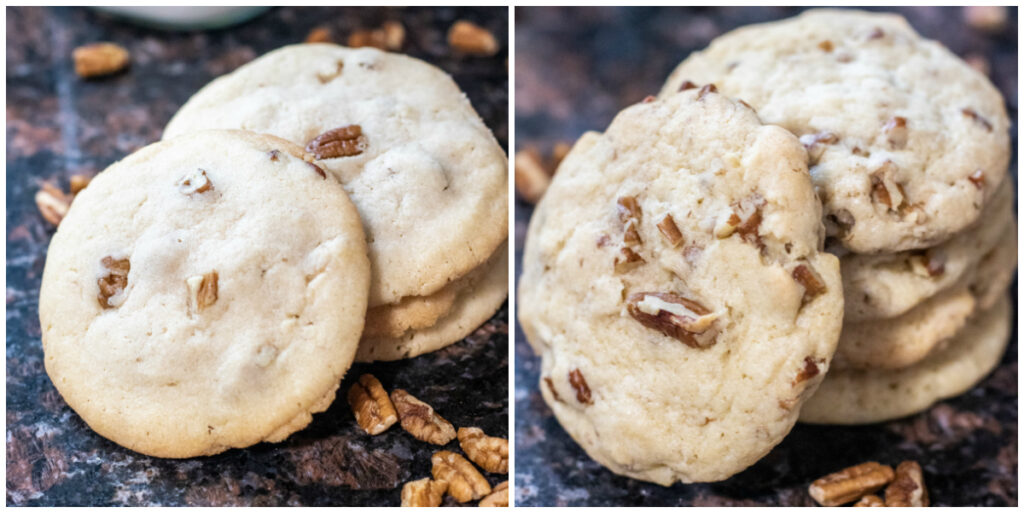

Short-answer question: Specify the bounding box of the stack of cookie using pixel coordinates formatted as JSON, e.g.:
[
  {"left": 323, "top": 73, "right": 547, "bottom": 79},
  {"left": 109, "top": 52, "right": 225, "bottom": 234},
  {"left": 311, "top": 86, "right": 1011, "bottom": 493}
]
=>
[
  {"left": 40, "top": 44, "right": 507, "bottom": 458},
  {"left": 520, "top": 8, "right": 1014, "bottom": 486},
  {"left": 660, "top": 9, "right": 1015, "bottom": 425}
]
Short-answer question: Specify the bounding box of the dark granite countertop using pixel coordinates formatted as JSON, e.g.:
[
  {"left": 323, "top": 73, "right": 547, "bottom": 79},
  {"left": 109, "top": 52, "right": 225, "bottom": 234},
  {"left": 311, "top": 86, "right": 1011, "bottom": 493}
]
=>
[
  {"left": 7, "top": 6, "right": 507, "bottom": 507},
  {"left": 514, "top": 6, "right": 1017, "bottom": 506}
]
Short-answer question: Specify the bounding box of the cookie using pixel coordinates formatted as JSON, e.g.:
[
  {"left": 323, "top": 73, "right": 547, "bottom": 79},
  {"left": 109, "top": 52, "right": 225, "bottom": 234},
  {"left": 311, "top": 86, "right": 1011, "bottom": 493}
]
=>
[
  {"left": 660, "top": 9, "right": 1010, "bottom": 253},
  {"left": 840, "top": 180, "right": 1012, "bottom": 322},
  {"left": 39, "top": 130, "right": 370, "bottom": 458},
  {"left": 164, "top": 44, "right": 508, "bottom": 311},
  {"left": 518, "top": 90, "right": 843, "bottom": 485},
  {"left": 357, "top": 241, "right": 507, "bottom": 362},
  {"left": 800, "top": 296, "right": 1010, "bottom": 425}
]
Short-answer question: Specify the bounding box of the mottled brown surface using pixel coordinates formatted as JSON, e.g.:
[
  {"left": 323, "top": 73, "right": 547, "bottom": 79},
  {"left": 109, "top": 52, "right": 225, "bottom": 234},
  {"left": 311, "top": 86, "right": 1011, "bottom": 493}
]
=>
[
  {"left": 7, "top": 6, "right": 507, "bottom": 506},
  {"left": 515, "top": 6, "right": 1016, "bottom": 506}
]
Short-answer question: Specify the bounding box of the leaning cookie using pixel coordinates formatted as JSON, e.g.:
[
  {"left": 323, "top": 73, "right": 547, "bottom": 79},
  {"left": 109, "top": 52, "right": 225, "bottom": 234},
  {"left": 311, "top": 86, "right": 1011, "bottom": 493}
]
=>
[
  {"left": 164, "top": 44, "right": 508, "bottom": 345},
  {"left": 840, "top": 180, "right": 1012, "bottom": 322},
  {"left": 356, "top": 241, "right": 508, "bottom": 362},
  {"left": 660, "top": 9, "right": 1009, "bottom": 253},
  {"left": 800, "top": 296, "right": 1010, "bottom": 425},
  {"left": 519, "top": 90, "right": 843, "bottom": 485},
  {"left": 39, "top": 130, "right": 370, "bottom": 458}
]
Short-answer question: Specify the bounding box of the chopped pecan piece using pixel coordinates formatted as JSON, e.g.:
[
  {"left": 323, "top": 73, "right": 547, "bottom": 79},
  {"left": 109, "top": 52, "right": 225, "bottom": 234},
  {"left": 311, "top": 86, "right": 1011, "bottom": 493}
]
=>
[
  {"left": 656, "top": 213, "right": 683, "bottom": 247},
  {"left": 626, "top": 292, "right": 719, "bottom": 348},
  {"left": 616, "top": 196, "right": 642, "bottom": 224},
  {"left": 678, "top": 80, "right": 698, "bottom": 92},
  {"left": 613, "top": 246, "right": 645, "bottom": 273},
  {"left": 818, "top": 40, "right": 834, "bottom": 52},
  {"left": 793, "top": 356, "right": 821, "bottom": 385},
  {"left": 73, "top": 42, "right": 130, "bottom": 78},
  {"left": 431, "top": 451, "right": 491, "bottom": 503},
  {"left": 908, "top": 250, "right": 945, "bottom": 277},
  {"left": 568, "top": 368, "right": 592, "bottom": 404},
  {"left": 267, "top": 149, "right": 281, "bottom": 161},
  {"left": 514, "top": 148, "right": 550, "bottom": 204},
  {"left": 792, "top": 264, "right": 827, "bottom": 305},
  {"left": 809, "top": 462, "right": 896, "bottom": 506},
  {"left": 968, "top": 169, "right": 985, "bottom": 189},
  {"left": 306, "top": 161, "right": 328, "bottom": 180},
  {"left": 885, "top": 461, "right": 928, "bottom": 507},
  {"left": 177, "top": 168, "right": 213, "bottom": 195},
  {"left": 737, "top": 99, "right": 756, "bottom": 113},
  {"left": 185, "top": 271, "right": 218, "bottom": 312},
  {"left": 543, "top": 376, "right": 562, "bottom": 402},
  {"left": 854, "top": 495, "right": 885, "bottom": 507},
  {"left": 799, "top": 131, "right": 839, "bottom": 163},
  {"left": 35, "top": 183, "right": 71, "bottom": 226},
  {"left": 447, "top": 20, "right": 498, "bottom": 56},
  {"left": 347, "top": 374, "right": 398, "bottom": 435},
  {"left": 458, "top": 427, "right": 508, "bottom": 473},
  {"left": 719, "top": 195, "right": 764, "bottom": 247},
  {"left": 697, "top": 83, "right": 717, "bottom": 100},
  {"left": 870, "top": 162, "right": 905, "bottom": 211},
  {"left": 883, "top": 116, "right": 908, "bottom": 149},
  {"left": 479, "top": 481, "right": 509, "bottom": 507},
  {"left": 391, "top": 389, "right": 456, "bottom": 445},
  {"left": 306, "top": 125, "right": 367, "bottom": 159},
  {"left": 97, "top": 256, "right": 130, "bottom": 309},
  {"left": 962, "top": 108, "right": 993, "bottom": 131},
  {"left": 401, "top": 477, "right": 448, "bottom": 507},
  {"left": 642, "top": 95, "right": 656, "bottom": 103}
]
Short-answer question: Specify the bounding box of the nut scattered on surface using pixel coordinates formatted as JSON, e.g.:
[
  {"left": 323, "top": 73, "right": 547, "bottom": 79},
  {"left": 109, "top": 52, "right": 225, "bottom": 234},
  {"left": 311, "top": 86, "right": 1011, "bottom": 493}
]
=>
[
  {"left": 177, "top": 168, "right": 213, "bottom": 195},
  {"left": 448, "top": 20, "right": 499, "bottom": 56},
  {"left": 73, "top": 42, "right": 130, "bottom": 78},
  {"left": 305, "top": 26, "right": 332, "bottom": 43},
  {"left": 391, "top": 389, "right": 457, "bottom": 445},
  {"left": 479, "top": 481, "right": 509, "bottom": 507},
  {"left": 348, "top": 21, "right": 405, "bottom": 51},
  {"left": 306, "top": 125, "right": 367, "bottom": 159},
  {"left": 883, "top": 116, "right": 908, "bottom": 149},
  {"left": 186, "top": 271, "right": 219, "bottom": 312},
  {"left": 97, "top": 256, "right": 130, "bottom": 309},
  {"left": 69, "top": 174, "right": 92, "bottom": 195},
  {"left": 550, "top": 141, "right": 572, "bottom": 171},
  {"left": 401, "top": 477, "right": 448, "bottom": 507},
  {"left": 514, "top": 148, "right": 550, "bottom": 204},
  {"left": 626, "top": 291, "right": 719, "bottom": 348},
  {"left": 35, "top": 183, "right": 71, "bottom": 226},
  {"left": 431, "top": 450, "right": 492, "bottom": 503},
  {"left": 885, "top": 461, "right": 928, "bottom": 507},
  {"left": 458, "top": 427, "right": 509, "bottom": 474},
  {"left": 792, "top": 264, "right": 827, "bottom": 305},
  {"left": 347, "top": 374, "right": 398, "bottom": 435},
  {"left": 567, "top": 368, "right": 592, "bottom": 405},
  {"left": 809, "top": 462, "right": 896, "bottom": 506},
  {"left": 964, "top": 6, "right": 1007, "bottom": 33},
  {"left": 854, "top": 494, "right": 885, "bottom": 507}
]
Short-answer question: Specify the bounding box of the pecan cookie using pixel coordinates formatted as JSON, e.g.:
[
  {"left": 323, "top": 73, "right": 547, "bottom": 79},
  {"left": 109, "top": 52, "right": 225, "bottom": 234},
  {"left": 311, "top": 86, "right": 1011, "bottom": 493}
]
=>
[
  {"left": 834, "top": 218, "right": 1017, "bottom": 370},
  {"left": 660, "top": 9, "right": 1010, "bottom": 253},
  {"left": 840, "top": 180, "right": 1012, "bottom": 322},
  {"left": 39, "top": 130, "right": 370, "bottom": 457},
  {"left": 518, "top": 90, "right": 843, "bottom": 484},
  {"left": 164, "top": 44, "right": 508, "bottom": 359},
  {"left": 801, "top": 296, "right": 1010, "bottom": 425}
]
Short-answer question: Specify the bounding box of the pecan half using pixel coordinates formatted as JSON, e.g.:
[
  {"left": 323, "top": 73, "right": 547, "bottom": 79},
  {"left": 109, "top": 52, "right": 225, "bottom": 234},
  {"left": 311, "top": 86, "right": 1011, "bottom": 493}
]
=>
[
  {"left": 185, "top": 271, "right": 218, "bottom": 312},
  {"left": 809, "top": 462, "right": 896, "bottom": 506},
  {"left": 306, "top": 125, "right": 367, "bottom": 159},
  {"left": 479, "top": 481, "right": 509, "bottom": 507},
  {"left": 657, "top": 213, "right": 684, "bottom": 247},
  {"left": 347, "top": 374, "right": 398, "bottom": 435},
  {"left": 883, "top": 116, "right": 908, "bottom": 149},
  {"left": 35, "top": 183, "right": 71, "bottom": 226},
  {"left": 401, "top": 477, "right": 448, "bottom": 507},
  {"left": 968, "top": 169, "right": 985, "bottom": 189},
  {"left": 97, "top": 256, "right": 130, "bottom": 309},
  {"left": 458, "top": 427, "right": 508, "bottom": 474},
  {"left": 727, "top": 195, "right": 765, "bottom": 247},
  {"left": 885, "top": 461, "right": 928, "bottom": 507},
  {"left": 568, "top": 368, "right": 592, "bottom": 404},
  {"left": 962, "top": 108, "right": 993, "bottom": 131},
  {"left": 391, "top": 389, "right": 456, "bottom": 445},
  {"left": 431, "top": 451, "right": 492, "bottom": 503},
  {"left": 792, "top": 264, "right": 827, "bottom": 305},
  {"left": 854, "top": 495, "right": 885, "bottom": 507},
  {"left": 177, "top": 168, "right": 213, "bottom": 195},
  {"left": 447, "top": 20, "right": 498, "bottom": 56},
  {"left": 626, "top": 292, "right": 719, "bottom": 348},
  {"left": 73, "top": 42, "right": 130, "bottom": 78},
  {"left": 697, "top": 83, "right": 717, "bottom": 100}
]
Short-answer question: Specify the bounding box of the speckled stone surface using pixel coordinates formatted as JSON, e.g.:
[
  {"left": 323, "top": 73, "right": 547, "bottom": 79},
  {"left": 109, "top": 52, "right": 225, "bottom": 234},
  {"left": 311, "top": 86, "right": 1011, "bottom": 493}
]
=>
[
  {"left": 7, "top": 6, "right": 507, "bottom": 506},
  {"left": 514, "top": 6, "right": 1017, "bottom": 506}
]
